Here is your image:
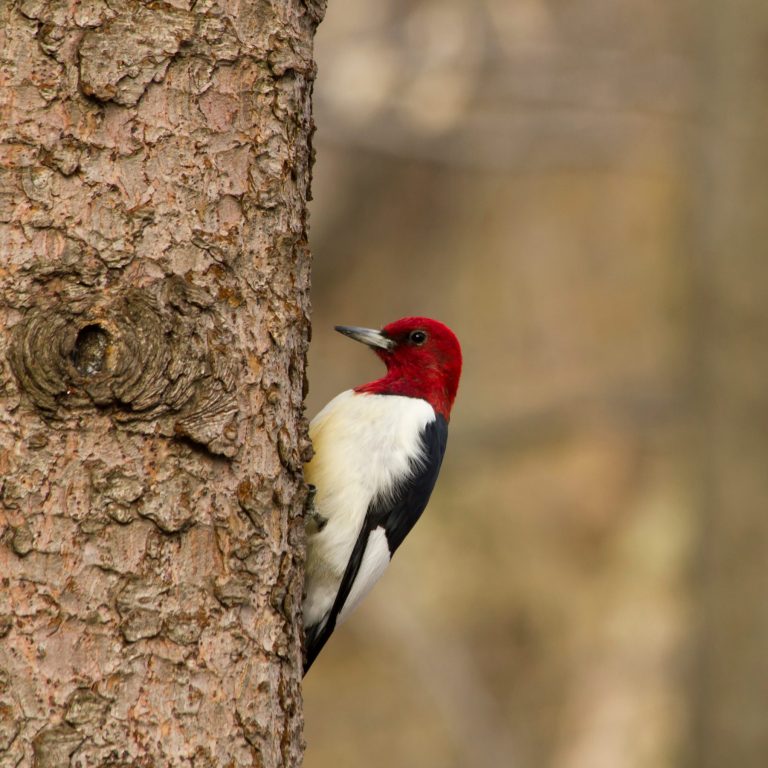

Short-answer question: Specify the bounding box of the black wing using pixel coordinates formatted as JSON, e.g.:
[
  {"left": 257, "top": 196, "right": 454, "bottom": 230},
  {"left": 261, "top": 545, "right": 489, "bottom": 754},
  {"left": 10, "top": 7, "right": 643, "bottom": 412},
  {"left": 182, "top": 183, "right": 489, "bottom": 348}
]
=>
[
  {"left": 304, "top": 415, "right": 448, "bottom": 674},
  {"left": 370, "top": 414, "right": 448, "bottom": 553}
]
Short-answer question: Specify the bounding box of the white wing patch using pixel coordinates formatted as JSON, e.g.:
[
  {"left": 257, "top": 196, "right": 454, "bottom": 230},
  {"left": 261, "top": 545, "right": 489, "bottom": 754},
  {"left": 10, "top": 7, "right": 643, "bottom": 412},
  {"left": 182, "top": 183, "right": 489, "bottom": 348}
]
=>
[{"left": 337, "top": 527, "right": 391, "bottom": 624}]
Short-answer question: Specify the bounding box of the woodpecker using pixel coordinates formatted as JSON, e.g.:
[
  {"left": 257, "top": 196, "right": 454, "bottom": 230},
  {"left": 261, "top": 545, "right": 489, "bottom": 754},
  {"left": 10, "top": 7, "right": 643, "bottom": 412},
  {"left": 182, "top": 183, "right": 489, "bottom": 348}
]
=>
[{"left": 303, "top": 317, "right": 462, "bottom": 673}]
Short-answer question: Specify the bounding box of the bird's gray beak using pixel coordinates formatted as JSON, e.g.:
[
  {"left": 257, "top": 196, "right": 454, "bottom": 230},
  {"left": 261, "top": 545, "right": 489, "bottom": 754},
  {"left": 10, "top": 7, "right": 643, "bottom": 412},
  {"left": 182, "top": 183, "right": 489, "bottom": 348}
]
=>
[{"left": 335, "top": 325, "right": 395, "bottom": 351}]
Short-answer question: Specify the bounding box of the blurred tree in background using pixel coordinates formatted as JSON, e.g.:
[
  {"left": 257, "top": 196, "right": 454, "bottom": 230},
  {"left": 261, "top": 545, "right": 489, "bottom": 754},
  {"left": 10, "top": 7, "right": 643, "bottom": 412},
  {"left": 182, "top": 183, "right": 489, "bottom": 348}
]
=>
[{"left": 303, "top": 1, "right": 768, "bottom": 768}]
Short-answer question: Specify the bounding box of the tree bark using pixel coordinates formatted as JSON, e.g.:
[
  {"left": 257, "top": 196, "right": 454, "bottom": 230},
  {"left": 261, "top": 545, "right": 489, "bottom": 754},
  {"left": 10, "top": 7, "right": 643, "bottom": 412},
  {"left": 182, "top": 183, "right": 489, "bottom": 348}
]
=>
[{"left": 0, "top": 1, "right": 324, "bottom": 765}]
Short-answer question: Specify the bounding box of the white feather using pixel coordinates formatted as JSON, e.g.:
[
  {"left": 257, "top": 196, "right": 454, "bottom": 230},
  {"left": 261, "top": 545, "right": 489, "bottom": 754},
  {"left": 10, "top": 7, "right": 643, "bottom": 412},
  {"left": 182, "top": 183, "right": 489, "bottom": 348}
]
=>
[
  {"left": 303, "top": 390, "right": 435, "bottom": 628},
  {"left": 337, "top": 527, "right": 390, "bottom": 623}
]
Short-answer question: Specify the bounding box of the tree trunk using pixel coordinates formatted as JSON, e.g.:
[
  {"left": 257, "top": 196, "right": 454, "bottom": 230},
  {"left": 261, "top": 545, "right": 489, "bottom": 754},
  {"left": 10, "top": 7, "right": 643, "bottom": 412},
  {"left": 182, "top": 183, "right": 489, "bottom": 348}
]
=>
[
  {"left": 0, "top": 1, "right": 324, "bottom": 765},
  {"left": 687, "top": 2, "right": 768, "bottom": 766}
]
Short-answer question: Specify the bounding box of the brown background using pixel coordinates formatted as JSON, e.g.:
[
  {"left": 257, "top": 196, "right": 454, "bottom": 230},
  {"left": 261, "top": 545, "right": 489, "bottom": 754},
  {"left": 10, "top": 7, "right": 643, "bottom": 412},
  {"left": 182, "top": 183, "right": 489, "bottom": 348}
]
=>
[{"left": 302, "top": 1, "right": 768, "bottom": 767}]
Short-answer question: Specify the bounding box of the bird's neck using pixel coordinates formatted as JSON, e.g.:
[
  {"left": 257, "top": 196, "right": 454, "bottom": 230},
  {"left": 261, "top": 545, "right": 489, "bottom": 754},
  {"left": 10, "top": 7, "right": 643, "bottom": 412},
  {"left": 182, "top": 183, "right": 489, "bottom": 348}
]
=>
[{"left": 355, "top": 368, "right": 455, "bottom": 421}]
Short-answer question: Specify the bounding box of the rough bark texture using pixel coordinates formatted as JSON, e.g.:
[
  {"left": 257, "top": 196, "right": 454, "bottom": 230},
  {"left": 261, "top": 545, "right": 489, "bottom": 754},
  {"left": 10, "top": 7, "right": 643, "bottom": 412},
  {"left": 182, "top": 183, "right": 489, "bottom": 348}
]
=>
[{"left": 0, "top": 0, "right": 324, "bottom": 766}]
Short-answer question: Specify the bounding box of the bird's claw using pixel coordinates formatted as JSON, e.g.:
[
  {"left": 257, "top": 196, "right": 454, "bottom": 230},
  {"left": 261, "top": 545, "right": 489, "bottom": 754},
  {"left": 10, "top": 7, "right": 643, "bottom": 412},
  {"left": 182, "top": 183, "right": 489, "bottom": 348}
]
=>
[{"left": 304, "top": 484, "right": 327, "bottom": 534}]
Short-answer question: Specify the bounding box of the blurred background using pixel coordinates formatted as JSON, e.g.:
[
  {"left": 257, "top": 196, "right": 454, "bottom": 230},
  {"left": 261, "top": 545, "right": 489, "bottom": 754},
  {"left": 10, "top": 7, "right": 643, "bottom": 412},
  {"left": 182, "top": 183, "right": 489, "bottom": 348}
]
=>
[{"left": 303, "top": 1, "right": 768, "bottom": 767}]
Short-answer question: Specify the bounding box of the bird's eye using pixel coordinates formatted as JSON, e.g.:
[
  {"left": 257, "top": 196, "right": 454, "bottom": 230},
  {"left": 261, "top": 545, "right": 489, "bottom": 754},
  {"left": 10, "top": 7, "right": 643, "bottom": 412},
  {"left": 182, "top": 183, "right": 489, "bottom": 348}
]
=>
[{"left": 409, "top": 330, "right": 427, "bottom": 345}]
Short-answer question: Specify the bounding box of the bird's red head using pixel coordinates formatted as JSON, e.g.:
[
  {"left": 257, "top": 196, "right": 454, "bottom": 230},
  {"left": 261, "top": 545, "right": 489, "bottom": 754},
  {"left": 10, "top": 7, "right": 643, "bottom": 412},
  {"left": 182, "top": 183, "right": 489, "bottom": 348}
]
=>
[{"left": 336, "top": 317, "right": 462, "bottom": 420}]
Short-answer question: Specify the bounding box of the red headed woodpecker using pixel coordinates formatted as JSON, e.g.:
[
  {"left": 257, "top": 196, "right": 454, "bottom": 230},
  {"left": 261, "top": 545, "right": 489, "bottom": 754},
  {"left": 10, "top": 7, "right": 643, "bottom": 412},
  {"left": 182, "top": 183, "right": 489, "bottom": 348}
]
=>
[{"left": 303, "top": 317, "right": 462, "bottom": 673}]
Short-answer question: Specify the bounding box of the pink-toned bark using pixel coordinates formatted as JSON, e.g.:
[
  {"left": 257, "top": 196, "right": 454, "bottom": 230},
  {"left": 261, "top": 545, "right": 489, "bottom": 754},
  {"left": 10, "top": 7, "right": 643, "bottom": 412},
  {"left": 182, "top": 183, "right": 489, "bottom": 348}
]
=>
[{"left": 0, "top": 1, "right": 324, "bottom": 765}]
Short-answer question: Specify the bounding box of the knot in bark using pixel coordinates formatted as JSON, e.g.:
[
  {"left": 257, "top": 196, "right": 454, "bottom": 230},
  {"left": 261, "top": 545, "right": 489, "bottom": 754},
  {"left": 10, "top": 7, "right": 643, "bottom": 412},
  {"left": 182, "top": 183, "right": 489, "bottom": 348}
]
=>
[{"left": 8, "top": 279, "right": 241, "bottom": 456}]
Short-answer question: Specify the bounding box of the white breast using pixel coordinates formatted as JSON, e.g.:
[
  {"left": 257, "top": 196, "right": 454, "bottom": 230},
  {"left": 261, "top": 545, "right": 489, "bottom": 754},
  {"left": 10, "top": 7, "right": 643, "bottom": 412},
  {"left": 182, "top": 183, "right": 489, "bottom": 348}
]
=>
[{"left": 303, "top": 390, "right": 435, "bottom": 628}]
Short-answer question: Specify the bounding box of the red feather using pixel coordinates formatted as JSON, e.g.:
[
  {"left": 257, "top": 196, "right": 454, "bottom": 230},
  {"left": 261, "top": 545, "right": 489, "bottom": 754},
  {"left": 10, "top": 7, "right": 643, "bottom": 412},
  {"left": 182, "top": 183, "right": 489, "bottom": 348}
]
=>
[{"left": 354, "top": 317, "right": 462, "bottom": 420}]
